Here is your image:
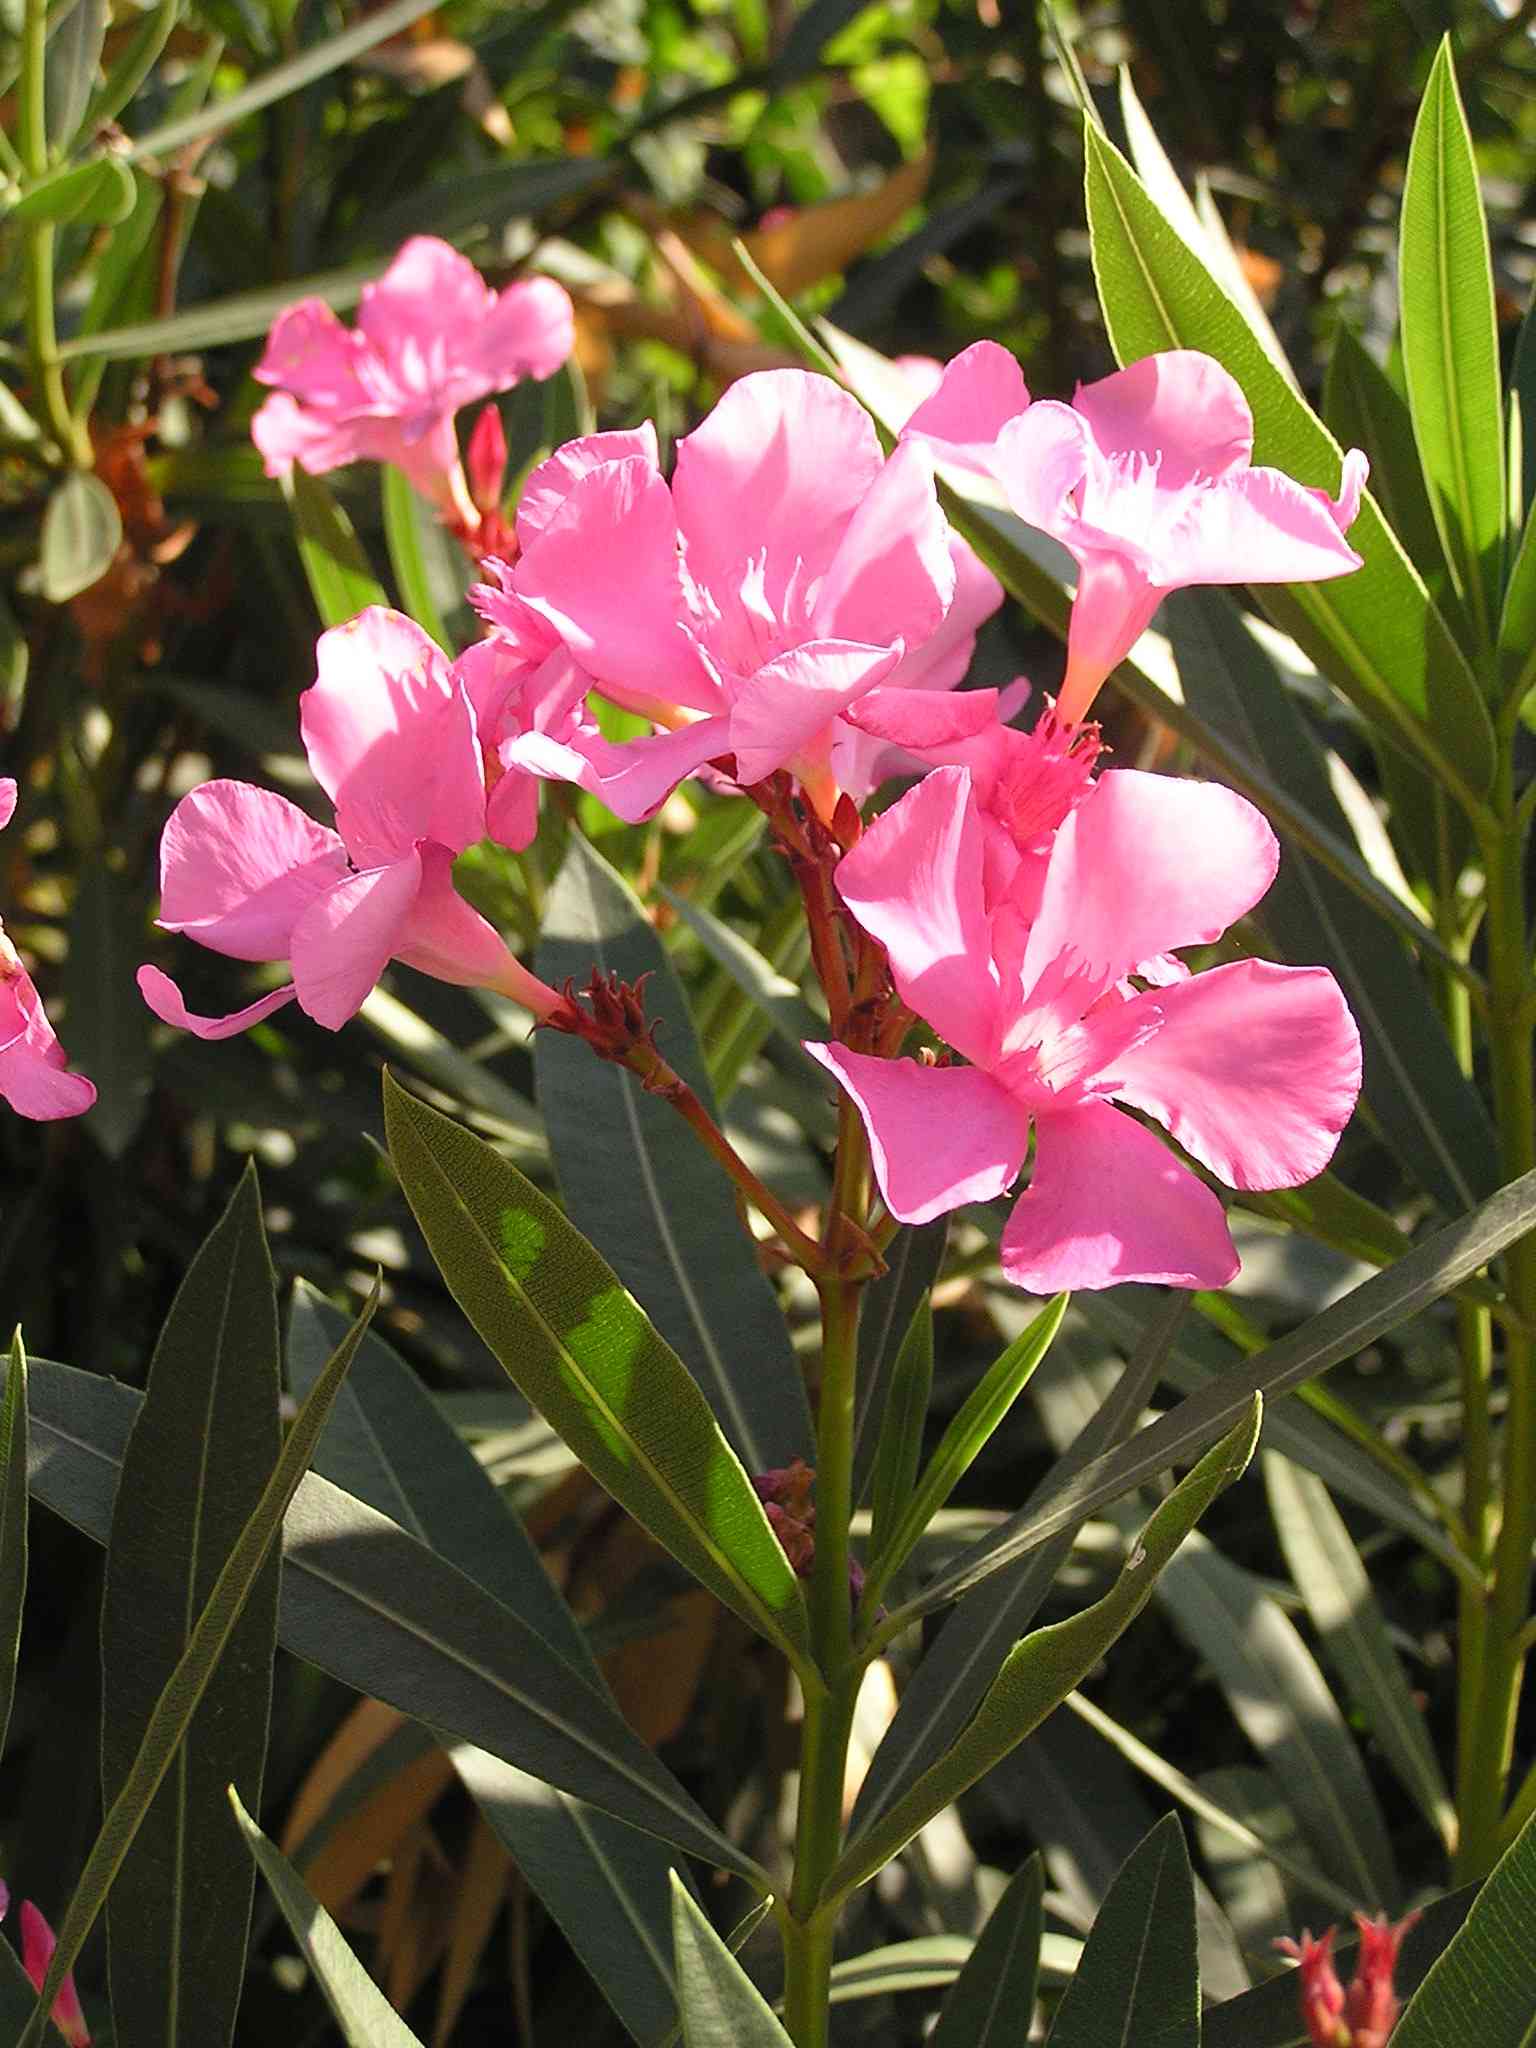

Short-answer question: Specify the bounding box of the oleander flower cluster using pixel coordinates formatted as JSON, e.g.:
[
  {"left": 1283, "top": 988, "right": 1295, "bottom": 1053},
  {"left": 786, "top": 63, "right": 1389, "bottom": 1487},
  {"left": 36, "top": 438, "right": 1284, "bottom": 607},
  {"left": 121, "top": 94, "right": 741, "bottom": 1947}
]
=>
[{"left": 125, "top": 248, "right": 1371, "bottom": 1293}]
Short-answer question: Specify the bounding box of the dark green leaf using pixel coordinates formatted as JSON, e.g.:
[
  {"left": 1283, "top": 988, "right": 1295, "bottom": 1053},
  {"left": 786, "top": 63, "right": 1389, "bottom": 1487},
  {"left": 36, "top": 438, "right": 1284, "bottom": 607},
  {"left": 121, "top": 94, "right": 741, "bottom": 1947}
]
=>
[
  {"left": 660, "top": 887, "right": 827, "bottom": 1078},
  {"left": 28, "top": 1360, "right": 764, "bottom": 1885},
  {"left": 534, "top": 834, "right": 813, "bottom": 1472},
  {"left": 868, "top": 1301, "right": 933, "bottom": 1570},
  {"left": 59, "top": 258, "right": 384, "bottom": 361},
  {"left": 366, "top": 158, "right": 611, "bottom": 246},
  {"left": 1165, "top": 587, "right": 1497, "bottom": 1212},
  {"left": 1082, "top": 119, "right": 1494, "bottom": 800},
  {"left": 1398, "top": 37, "right": 1505, "bottom": 647},
  {"left": 64, "top": 859, "right": 152, "bottom": 1157},
  {"left": 828, "top": 1402, "right": 1260, "bottom": 1905},
  {"left": 85, "top": 0, "right": 179, "bottom": 129},
  {"left": 380, "top": 465, "right": 470, "bottom": 651},
  {"left": 1511, "top": 285, "right": 1536, "bottom": 521},
  {"left": 930, "top": 1854, "right": 1043, "bottom": 2048},
  {"left": 1323, "top": 328, "right": 1452, "bottom": 605},
  {"left": 852, "top": 1219, "right": 947, "bottom": 1501},
  {"left": 100, "top": 1169, "right": 281, "bottom": 2048},
  {"left": 1392, "top": 1811, "right": 1536, "bottom": 2046},
  {"left": 283, "top": 470, "right": 387, "bottom": 628},
  {"left": 671, "top": 1875, "right": 792, "bottom": 2048},
  {"left": 0, "top": 1333, "right": 26, "bottom": 1760},
  {"left": 288, "top": 1284, "right": 683, "bottom": 2048},
  {"left": 229, "top": 1788, "right": 427, "bottom": 2047},
  {"left": 38, "top": 470, "right": 122, "bottom": 603},
  {"left": 17, "top": 1284, "right": 375, "bottom": 2048},
  {"left": 1044, "top": 1817, "right": 1198, "bottom": 2048},
  {"left": 45, "top": 0, "right": 106, "bottom": 149},
  {"left": 896, "top": 1166, "right": 1536, "bottom": 1627}
]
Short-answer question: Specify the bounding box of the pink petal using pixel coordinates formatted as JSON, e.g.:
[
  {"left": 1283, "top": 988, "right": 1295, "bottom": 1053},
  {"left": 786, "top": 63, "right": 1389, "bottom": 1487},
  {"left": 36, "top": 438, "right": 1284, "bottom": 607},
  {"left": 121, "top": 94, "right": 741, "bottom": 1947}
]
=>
[
  {"left": 1022, "top": 770, "right": 1278, "bottom": 1001},
  {"left": 805, "top": 1043, "right": 1030, "bottom": 1223},
  {"left": 834, "top": 766, "right": 1000, "bottom": 1066},
  {"left": 989, "top": 401, "right": 1094, "bottom": 545},
  {"left": 1073, "top": 351, "right": 1254, "bottom": 486},
  {"left": 463, "top": 274, "right": 574, "bottom": 388},
  {"left": 882, "top": 534, "right": 1003, "bottom": 695},
  {"left": 810, "top": 437, "right": 955, "bottom": 652},
  {"left": 843, "top": 685, "right": 1002, "bottom": 749},
  {"left": 303, "top": 609, "right": 486, "bottom": 861},
  {"left": 289, "top": 856, "right": 421, "bottom": 1029},
  {"left": 1111, "top": 960, "right": 1362, "bottom": 1191},
  {"left": 0, "top": 779, "right": 18, "bottom": 831},
  {"left": 250, "top": 391, "right": 381, "bottom": 480},
  {"left": 356, "top": 236, "right": 492, "bottom": 367},
  {"left": 513, "top": 425, "right": 660, "bottom": 548},
  {"left": 672, "top": 370, "right": 884, "bottom": 614},
  {"left": 156, "top": 781, "right": 348, "bottom": 962},
  {"left": 1057, "top": 549, "right": 1165, "bottom": 719},
  {"left": 1155, "top": 463, "right": 1364, "bottom": 588},
  {"left": 393, "top": 842, "right": 517, "bottom": 988},
  {"left": 1000, "top": 1098, "right": 1238, "bottom": 1291},
  {"left": 514, "top": 457, "right": 717, "bottom": 710},
  {"left": 137, "top": 964, "right": 299, "bottom": 1040},
  {"left": 19, "top": 1899, "right": 91, "bottom": 2047},
  {"left": 253, "top": 299, "right": 371, "bottom": 409},
  {"left": 728, "top": 640, "right": 902, "bottom": 786},
  {"left": 0, "top": 968, "right": 95, "bottom": 1120},
  {"left": 568, "top": 716, "right": 731, "bottom": 822},
  {"left": 900, "top": 339, "right": 1031, "bottom": 470}
]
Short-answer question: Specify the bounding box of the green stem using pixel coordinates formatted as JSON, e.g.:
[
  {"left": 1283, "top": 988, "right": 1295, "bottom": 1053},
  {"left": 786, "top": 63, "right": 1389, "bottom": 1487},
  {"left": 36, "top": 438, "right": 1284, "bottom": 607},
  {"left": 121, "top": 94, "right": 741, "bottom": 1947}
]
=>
[
  {"left": 1458, "top": 805, "right": 1536, "bottom": 1880},
  {"left": 18, "top": 0, "right": 91, "bottom": 466}
]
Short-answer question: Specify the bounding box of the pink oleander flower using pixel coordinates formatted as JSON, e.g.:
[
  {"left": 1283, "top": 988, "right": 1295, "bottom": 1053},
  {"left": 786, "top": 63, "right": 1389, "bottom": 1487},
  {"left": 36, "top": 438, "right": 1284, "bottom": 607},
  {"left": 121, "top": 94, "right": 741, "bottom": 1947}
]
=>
[
  {"left": 477, "top": 372, "right": 1001, "bottom": 820},
  {"left": 893, "top": 338, "right": 1032, "bottom": 477},
  {"left": 1277, "top": 1914, "right": 1418, "bottom": 2048},
  {"left": 0, "top": 1883, "right": 91, "bottom": 2046},
  {"left": 251, "top": 237, "right": 573, "bottom": 518},
  {"left": 806, "top": 763, "right": 1361, "bottom": 1292},
  {"left": 137, "top": 610, "right": 563, "bottom": 1038},
  {"left": 987, "top": 350, "right": 1367, "bottom": 725},
  {"left": 0, "top": 781, "right": 95, "bottom": 1121}
]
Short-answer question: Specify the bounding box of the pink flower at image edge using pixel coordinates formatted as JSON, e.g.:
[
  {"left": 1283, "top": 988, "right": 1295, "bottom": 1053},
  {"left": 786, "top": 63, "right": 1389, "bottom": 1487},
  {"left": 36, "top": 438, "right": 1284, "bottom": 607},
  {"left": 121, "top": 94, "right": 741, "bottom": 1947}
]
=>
[
  {"left": 0, "top": 780, "right": 95, "bottom": 1122},
  {"left": 0, "top": 1883, "right": 90, "bottom": 2046}
]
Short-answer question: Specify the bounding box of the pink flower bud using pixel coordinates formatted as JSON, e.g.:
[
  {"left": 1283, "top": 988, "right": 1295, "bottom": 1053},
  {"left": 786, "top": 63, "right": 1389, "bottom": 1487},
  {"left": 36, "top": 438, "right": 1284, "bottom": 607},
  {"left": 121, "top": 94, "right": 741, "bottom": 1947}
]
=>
[
  {"left": 467, "top": 403, "right": 508, "bottom": 515},
  {"left": 1343, "top": 1913, "right": 1419, "bottom": 2048},
  {"left": 17, "top": 1898, "right": 91, "bottom": 2047},
  {"left": 1275, "top": 1927, "right": 1347, "bottom": 2046}
]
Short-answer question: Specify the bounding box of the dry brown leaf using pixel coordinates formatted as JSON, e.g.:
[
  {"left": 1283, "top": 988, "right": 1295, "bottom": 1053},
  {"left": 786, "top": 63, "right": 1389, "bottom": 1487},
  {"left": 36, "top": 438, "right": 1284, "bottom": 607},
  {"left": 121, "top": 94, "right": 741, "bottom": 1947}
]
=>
[
  {"left": 380, "top": 1820, "right": 457, "bottom": 2013},
  {"left": 683, "top": 150, "right": 934, "bottom": 300},
  {"left": 432, "top": 1817, "right": 515, "bottom": 2046},
  {"left": 303, "top": 1745, "right": 456, "bottom": 1917},
  {"left": 283, "top": 1697, "right": 406, "bottom": 1855}
]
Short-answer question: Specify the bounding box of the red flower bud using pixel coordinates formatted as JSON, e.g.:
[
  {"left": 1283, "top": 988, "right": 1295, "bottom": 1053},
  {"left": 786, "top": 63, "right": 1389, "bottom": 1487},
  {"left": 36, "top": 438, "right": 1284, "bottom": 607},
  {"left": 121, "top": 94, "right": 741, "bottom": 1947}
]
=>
[
  {"left": 1343, "top": 1913, "right": 1419, "bottom": 2048},
  {"left": 467, "top": 403, "right": 508, "bottom": 515},
  {"left": 1275, "top": 1927, "right": 1347, "bottom": 2046}
]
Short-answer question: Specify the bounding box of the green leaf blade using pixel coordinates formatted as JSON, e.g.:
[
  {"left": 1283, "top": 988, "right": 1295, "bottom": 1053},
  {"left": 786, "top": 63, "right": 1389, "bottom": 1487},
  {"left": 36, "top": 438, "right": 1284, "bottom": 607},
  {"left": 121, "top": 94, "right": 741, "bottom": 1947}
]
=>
[
  {"left": 0, "top": 1333, "right": 27, "bottom": 1763},
  {"left": 283, "top": 470, "right": 387, "bottom": 628},
  {"left": 39, "top": 471, "right": 122, "bottom": 603},
  {"left": 671, "top": 1873, "right": 793, "bottom": 2048},
  {"left": 1044, "top": 1816, "right": 1199, "bottom": 2048},
  {"left": 1392, "top": 1811, "right": 1536, "bottom": 2047},
  {"left": 100, "top": 1167, "right": 282, "bottom": 2048},
  {"left": 930, "top": 1853, "right": 1044, "bottom": 2048}
]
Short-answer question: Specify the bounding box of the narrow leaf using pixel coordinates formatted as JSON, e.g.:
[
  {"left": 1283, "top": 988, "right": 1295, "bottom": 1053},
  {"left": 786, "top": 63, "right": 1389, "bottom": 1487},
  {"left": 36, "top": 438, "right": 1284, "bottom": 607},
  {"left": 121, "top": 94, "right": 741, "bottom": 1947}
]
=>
[
  {"left": 17, "top": 1287, "right": 378, "bottom": 2048},
  {"left": 661, "top": 887, "right": 827, "bottom": 1075},
  {"left": 853, "top": 1218, "right": 947, "bottom": 1502},
  {"left": 1323, "top": 327, "right": 1452, "bottom": 602},
  {"left": 1264, "top": 1455, "right": 1456, "bottom": 1854},
  {"left": 671, "top": 1874, "right": 792, "bottom": 2048},
  {"left": 11, "top": 153, "right": 134, "bottom": 227},
  {"left": 1398, "top": 37, "right": 1504, "bottom": 645},
  {"left": 1044, "top": 1816, "right": 1198, "bottom": 2048},
  {"left": 930, "top": 1853, "right": 1044, "bottom": 2048},
  {"left": 868, "top": 1302, "right": 933, "bottom": 1568},
  {"left": 0, "top": 1333, "right": 26, "bottom": 1759},
  {"left": 101, "top": 1167, "right": 281, "bottom": 2048},
  {"left": 44, "top": 0, "right": 106, "bottom": 149},
  {"left": 895, "top": 1165, "right": 1536, "bottom": 1624},
  {"left": 533, "top": 834, "right": 813, "bottom": 1470},
  {"left": 1081, "top": 118, "right": 1494, "bottom": 799},
  {"left": 39, "top": 471, "right": 122, "bottom": 603},
  {"left": 1392, "top": 1810, "right": 1536, "bottom": 2047},
  {"left": 827, "top": 1401, "right": 1260, "bottom": 1905},
  {"left": 229, "top": 1787, "right": 427, "bottom": 2048},
  {"left": 380, "top": 465, "right": 469, "bottom": 651},
  {"left": 283, "top": 469, "right": 387, "bottom": 628},
  {"left": 27, "top": 1361, "right": 765, "bottom": 1887},
  {"left": 64, "top": 859, "right": 152, "bottom": 1157}
]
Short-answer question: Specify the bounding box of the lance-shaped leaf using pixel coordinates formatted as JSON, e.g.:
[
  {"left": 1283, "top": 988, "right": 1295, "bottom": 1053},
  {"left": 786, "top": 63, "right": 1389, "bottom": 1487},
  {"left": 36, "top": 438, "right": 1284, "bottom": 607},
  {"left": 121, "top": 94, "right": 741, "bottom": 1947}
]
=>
[
  {"left": 893, "top": 1165, "right": 1536, "bottom": 1625},
  {"left": 27, "top": 1359, "right": 765, "bottom": 1888},
  {"left": 1398, "top": 38, "right": 1505, "bottom": 650},
  {"left": 535, "top": 835, "right": 812, "bottom": 1472},
  {"left": 0, "top": 1333, "right": 26, "bottom": 1761},
  {"left": 17, "top": 1290, "right": 377, "bottom": 2048},
  {"left": 1323, "top": 327, "right": 1453, "bottom": 610},
  {"left": 1082, "top": 118, "right": 1494, "bottom": 801},
  {"left": 228, "top": 1788, "right": 427, "bottom": 2048},
  {"left": 101, "top": 1168, "right": 282, "bottom": 2048},
  {"left": 930, "top": 1853, "right": 1044, "bottom": 2048},
  {"left": 670, "top": 1874, "right": 793, "bottom": 2048},
  {"left": 861, "top": 1295, "right": 1067, "bottom": 1615},
  {"left": 383, "top": 1070, "right": 815, "bottom": 1676},
  {"left": 1392, "top": 1810, "right": 1536, "bottom": 2047},
  {"left": 825, "top": 1401, "right": 1260, "bottom": 1906},
  {"left": 1044, "top": 1816, "right": 1198, "bottom": 2048},
  {"left": 289, "top": 1285, "right": 684, "bottom": 2047},
  {"left": 380, "top": 466, "right": 470, "bottom": 652},
  {"left": 283, "top": 469, "right": 388, "bottom": 628},
  {"left": 868, "top": 1302, "right": 933, "bottom": 1570},
  {"left": 853, "top": 1219, "right": 947, "bottom": 1503}
]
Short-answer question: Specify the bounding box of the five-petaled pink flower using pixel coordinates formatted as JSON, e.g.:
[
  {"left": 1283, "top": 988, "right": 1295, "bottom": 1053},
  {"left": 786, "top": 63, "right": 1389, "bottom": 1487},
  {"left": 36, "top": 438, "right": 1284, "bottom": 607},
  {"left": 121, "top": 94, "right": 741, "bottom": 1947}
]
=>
[
  {"left": 251, "top": 237, "right": 573, "bottom": 517},
  {"left": 0, "top": 1882, "right": 91, "bottom": 2046},
  {"left": 137, "top": 609, "right": 563, "bottom": 1039},
  {"left": 0, "top": 781, "right": 95, "bottom": 1122},
  {"left": 807, "top": 763, "right": 1361, "bottom": 1291},
  {"left": 987, "top": 350, "right": 1367, "bottom": 725},
  {"left": 481, "top": 372, "right": 999, "bottom": 820}
]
